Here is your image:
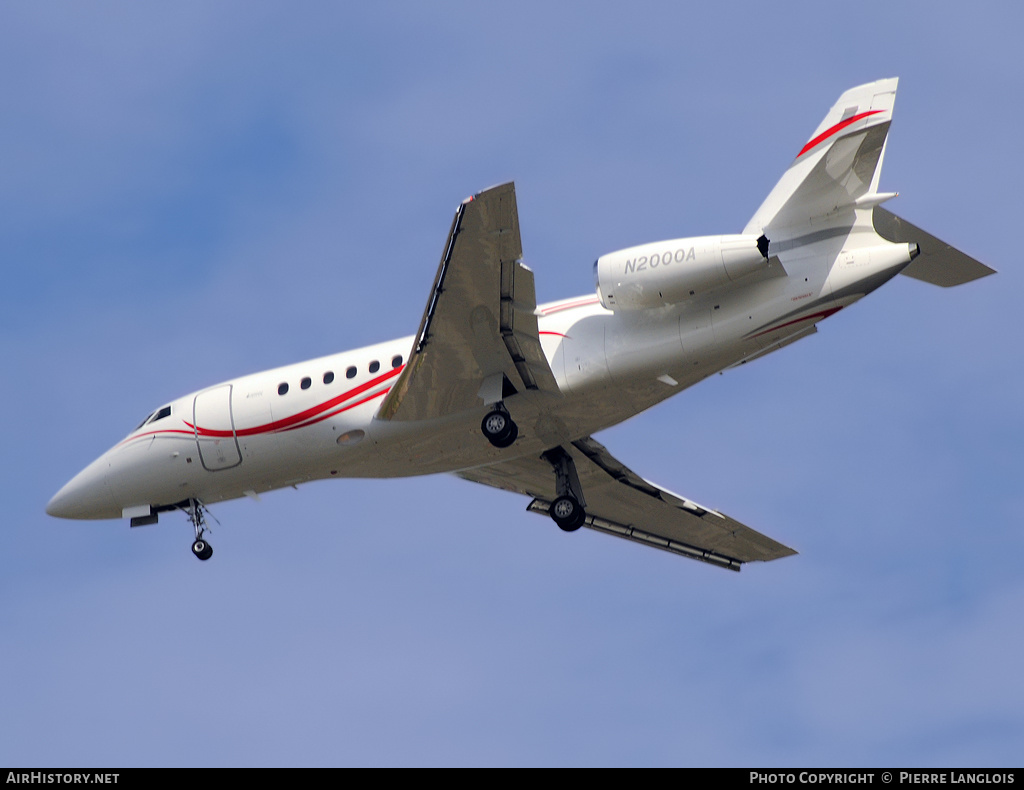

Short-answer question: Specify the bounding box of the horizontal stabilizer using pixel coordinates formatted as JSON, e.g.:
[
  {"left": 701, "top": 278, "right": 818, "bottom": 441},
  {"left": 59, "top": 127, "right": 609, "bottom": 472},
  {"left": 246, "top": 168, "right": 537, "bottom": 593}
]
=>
[{"left": 873, "top": 207, "right": 995, "bottom": 287}]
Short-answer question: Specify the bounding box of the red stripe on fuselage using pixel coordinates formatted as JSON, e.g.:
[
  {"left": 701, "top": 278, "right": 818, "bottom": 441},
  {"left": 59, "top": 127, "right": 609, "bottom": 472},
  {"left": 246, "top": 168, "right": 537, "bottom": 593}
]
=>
[
  {"left": 798, "top": 110, "right": 883, "bottom": 158},
  {"left": 116, "top": 428, "right": 195, "bottom": 448},
  {"left": 155, "top": 365, "right": 407, "bottom": 440},
  {"left": 539, "top": 296, "right": 599, "bottom": 315},
  {"left": 119, "top": 381, "right": 395, "bottom": 448},
  {"left": 280, "top": 387, "right": 392, "bottom": 432},
  {"left": 751, "top": 306, "right": 844, "bottom": 339}
]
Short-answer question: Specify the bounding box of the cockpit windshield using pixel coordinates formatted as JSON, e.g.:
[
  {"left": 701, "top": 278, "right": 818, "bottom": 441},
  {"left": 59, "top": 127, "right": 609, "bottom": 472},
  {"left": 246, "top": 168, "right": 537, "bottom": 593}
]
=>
[{"left": 132, "top": 405, "right": 172, "bottom": 432}]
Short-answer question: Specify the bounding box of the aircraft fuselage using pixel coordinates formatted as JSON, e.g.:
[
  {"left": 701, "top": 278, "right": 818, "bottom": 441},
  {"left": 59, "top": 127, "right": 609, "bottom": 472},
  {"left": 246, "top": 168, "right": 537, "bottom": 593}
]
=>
[{"left": 47, "top": 229, "right": 910, "bottom": 522}]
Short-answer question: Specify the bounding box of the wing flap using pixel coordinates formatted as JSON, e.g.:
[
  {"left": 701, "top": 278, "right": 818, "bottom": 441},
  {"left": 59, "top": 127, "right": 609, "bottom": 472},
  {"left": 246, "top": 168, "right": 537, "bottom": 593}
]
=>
[
  {"left": 378, "top": 183, "right": 559, "bottom": 422},
  {"left": 456, "top": 436, "right": 796, "bottom": 570},
  {"left": 525, "top": 499, "right": 744, "bottom": 571}
]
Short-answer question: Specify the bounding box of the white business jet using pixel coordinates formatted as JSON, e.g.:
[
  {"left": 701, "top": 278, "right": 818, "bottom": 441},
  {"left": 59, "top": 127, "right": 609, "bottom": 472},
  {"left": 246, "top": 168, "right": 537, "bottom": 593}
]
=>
[{"left": 47, "top": 79, "right": 993, "bottom": 570}]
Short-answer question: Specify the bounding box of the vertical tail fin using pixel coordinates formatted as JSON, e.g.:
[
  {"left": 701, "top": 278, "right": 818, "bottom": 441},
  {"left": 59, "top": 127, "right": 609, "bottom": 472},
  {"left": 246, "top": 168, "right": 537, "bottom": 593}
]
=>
[{"left": 743, "top": 78, "right": 899, "bottom": 236}]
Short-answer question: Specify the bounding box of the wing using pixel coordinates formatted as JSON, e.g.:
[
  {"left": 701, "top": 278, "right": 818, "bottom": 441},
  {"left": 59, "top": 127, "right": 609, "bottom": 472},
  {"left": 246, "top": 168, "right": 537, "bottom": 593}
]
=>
[
  {"left": 873, "top": 207, "right": 996, "bottom": 287},
  {"left": 378, "top": 182, "right": 560, "bottom": 422},
  {"left": 456, "top": 437, "right": 796, "bottom": 571}
]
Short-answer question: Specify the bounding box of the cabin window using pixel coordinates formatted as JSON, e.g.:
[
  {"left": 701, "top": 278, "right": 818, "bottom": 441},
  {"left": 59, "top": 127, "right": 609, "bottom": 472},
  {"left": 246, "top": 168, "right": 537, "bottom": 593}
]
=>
[
  {"left": 323, "top": 371, "right": 335, "bottom": 384},
  {"left": 278, "top": 382, "right": 289, "bottom": 395},
  {"left": 369, "top": 360, "right": 380, "bottom": 374},
  {"left": 346, "top": 366, "right": 357, "bottom": 379},
  {"left": 391, "top": 355, "right": 403, "bottom": 368},
  {"left": 300, "top": 377, "right": 312, "bottom": 390}
]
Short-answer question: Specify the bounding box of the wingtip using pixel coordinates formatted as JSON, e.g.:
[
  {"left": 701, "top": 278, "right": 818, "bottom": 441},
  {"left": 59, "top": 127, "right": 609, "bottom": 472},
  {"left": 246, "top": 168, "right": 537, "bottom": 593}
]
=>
[{"left": 473, "top": 181, "right": 516, "bottom": 200}]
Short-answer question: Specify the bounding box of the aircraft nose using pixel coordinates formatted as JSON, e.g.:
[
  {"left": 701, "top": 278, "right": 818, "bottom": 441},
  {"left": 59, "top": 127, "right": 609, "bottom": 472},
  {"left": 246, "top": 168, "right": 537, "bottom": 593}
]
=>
[{"left": 46, "top": 457, "right": 120, "bottom": 520}]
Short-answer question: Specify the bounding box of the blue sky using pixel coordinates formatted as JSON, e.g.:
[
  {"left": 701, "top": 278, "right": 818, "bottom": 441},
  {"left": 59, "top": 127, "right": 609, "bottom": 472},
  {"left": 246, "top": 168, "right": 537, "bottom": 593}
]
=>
[{"left": 2, "top": 2, "right": 1021, "bottom": 767}]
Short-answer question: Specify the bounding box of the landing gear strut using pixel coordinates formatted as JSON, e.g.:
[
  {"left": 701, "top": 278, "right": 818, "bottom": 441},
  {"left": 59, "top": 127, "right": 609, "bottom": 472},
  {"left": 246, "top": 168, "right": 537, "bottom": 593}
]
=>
[
  {"left": 183, "top": 498, "right": 214, "bottom": 561},
  {"left": 542, "top": 448, "right": 587, "bottom": 532},
  {"left": 481, "top": 403, "right": 518, "bottom": 448}
]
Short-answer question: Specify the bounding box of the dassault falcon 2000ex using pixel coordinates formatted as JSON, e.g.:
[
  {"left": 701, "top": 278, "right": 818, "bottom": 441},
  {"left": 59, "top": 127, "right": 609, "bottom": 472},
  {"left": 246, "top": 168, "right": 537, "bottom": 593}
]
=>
[{"left": 48, "top": 78, "right": 993, "bottom": 570}]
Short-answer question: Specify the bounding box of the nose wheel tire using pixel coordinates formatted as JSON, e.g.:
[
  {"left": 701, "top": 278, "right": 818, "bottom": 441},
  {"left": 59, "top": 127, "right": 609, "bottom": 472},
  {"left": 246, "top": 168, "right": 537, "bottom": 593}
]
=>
[
  {"left": 550, "top": 495, "right": 586, "bottom": 532},
  {"left": 481, "top": 409, "right": 518, "bottom": 448},
  {"left": 191, "top": 539, "right": 213, "bottom": 561},
  {"left": 184, "top": 499, "right": 215, "bottom": 560}
]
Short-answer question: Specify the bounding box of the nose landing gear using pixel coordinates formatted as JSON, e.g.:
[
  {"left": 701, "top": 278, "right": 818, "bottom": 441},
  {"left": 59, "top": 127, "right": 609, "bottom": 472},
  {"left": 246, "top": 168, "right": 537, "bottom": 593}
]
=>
[
  {"left": 191, "top": 538, "right": 213, "bottom": 561},
  {"left": 183, "top": 498, "right": 215, "bottom": 561}
]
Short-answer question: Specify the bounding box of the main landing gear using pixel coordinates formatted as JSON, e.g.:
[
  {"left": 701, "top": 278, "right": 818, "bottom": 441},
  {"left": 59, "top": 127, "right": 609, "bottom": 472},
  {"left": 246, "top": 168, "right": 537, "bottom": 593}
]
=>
[
  {"left": 549, "top": 494, "right": 586, "bottom": 531},
  {"left": 183, "top": 498, "right": 215, "bottom": 561},
  {"left": 481, "top": 404, "right": 519, "bottom": 448},
  {"left": 543, "top": 448, "right": 587, "bottom": 532},
  {"left": 478, "top": 403, "right": 587, "bottom": 532}
]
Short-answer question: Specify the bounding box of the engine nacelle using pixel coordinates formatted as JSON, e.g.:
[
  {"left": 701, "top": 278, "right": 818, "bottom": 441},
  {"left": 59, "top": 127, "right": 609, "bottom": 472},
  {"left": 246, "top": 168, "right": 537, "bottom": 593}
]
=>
[{"left": 594, "top": 234, "right": 768, "bottom": 311}]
